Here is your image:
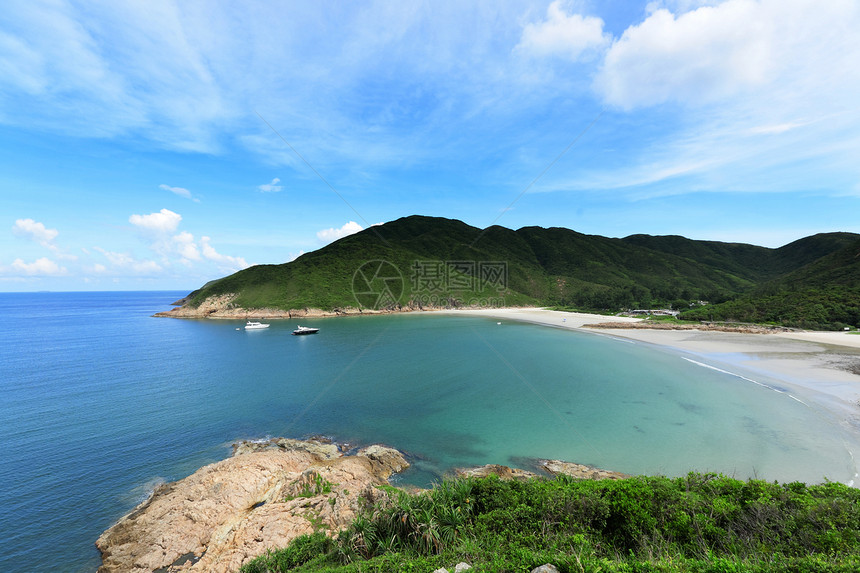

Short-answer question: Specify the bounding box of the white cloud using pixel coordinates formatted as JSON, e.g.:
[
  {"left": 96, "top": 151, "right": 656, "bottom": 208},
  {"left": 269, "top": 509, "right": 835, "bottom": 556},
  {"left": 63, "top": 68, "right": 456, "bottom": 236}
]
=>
[
  {"left": 595, "top": 0, "right": 773, "bottom": 109},
  {"left": 595, "top": 0, "right": 860, "bottom": 111},
  {"left": 10, "top": 257, "right": 66, "bottom": 276},
  {"left": 173, "top": 230, "right": 201, "bottom": 262},
  {"left": 316, "top": 221, "right": 364, "bottom": 244},
  {"left": 257, "top": 177, "right": 283, "bottom": 193},
  {"left": 94, "top": 247, "right": 163, "bottom": 275},
  {"left": 199, "top": 236, "right": 249, "bottom": 271},
  {"left": 131, "top": 260, "right": 164, "bottom": 274},
  {"left": 159, "top": 183, "right": 199, "bottom": 202},
  {"left": 122, "top": 209, "right": 249, "bottom": 275},
  {"left": 11, "top": 217, "right": 77, "bottom": 260},
  {"left": 12, "top": 218, "right": 59, "bottom": 246},
  {"left": 0, "top": 1, "right": 230, "bottom": 151},
  {"left": 568, "top": 0, "right": 860, "bottom": 198},
  {"left": 516, "top": 1, "right": 609, "bottom": 61},
  {"left": 129, "top": 208, "right": 182, "bottom": 234}
]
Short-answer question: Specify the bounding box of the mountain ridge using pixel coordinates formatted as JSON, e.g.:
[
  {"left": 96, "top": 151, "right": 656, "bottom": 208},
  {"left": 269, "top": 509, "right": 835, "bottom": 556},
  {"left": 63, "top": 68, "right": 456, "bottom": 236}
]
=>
[{"left": 164, "top": 215, "right": 860, "bottom": 329}]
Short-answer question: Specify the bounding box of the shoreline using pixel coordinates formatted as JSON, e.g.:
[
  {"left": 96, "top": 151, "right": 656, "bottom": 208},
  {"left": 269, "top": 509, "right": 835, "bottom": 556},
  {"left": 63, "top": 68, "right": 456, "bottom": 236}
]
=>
[
  {"left": 431, "top": 307, "right": 860, "bottom": 434},
  {"left": 158, "top": 299, "right": 860, "bottom": 447}
]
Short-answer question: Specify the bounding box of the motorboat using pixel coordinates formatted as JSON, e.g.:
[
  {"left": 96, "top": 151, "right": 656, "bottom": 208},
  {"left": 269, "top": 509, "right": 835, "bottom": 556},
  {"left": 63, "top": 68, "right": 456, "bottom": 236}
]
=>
[
  {"left": 292, "top": 325, "right": 319, "bottom": 335},
  {"left": 244, "top": 321, "right": 270, "bottom": 330}
]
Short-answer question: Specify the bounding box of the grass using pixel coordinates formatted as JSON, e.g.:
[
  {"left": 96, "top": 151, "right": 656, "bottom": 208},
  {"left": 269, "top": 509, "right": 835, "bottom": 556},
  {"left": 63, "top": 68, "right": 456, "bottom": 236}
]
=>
[
  {"left": 285, "top": 474, "right": 336, "bottom": 501},
  {"left": 240, "top": 473, "right": 860, "bottom": 573}
]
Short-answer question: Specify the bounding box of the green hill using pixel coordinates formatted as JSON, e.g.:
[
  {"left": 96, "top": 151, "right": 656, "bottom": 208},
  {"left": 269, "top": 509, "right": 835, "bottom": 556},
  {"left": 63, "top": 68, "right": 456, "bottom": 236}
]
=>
[
  {"left": 681, "top": 236, "right": 860, "bottom": 329},
  {"left": 181, "top": 215, "right": 860, "bottom": 329}
]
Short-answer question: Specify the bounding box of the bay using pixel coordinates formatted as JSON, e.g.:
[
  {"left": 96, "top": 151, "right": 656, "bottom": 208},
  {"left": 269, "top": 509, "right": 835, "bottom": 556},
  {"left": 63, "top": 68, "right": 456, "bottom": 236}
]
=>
[{"left": 0, "top": 291, "right": 857, "bottom": 572}]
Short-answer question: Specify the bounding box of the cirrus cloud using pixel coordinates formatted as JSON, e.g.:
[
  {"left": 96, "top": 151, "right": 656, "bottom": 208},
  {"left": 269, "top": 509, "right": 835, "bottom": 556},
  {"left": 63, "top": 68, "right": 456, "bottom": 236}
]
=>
[
  {"left": 257, "top": 177, "right": 283, "bottom": 193},
  {"left": 160, "top": 183, "right": 200, "bottom": 202}
]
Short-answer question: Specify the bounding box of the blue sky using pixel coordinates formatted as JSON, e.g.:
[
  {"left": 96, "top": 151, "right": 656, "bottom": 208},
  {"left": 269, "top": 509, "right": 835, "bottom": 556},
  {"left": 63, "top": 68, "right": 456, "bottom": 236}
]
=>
[{"left": 2, "top": 0, "right": 859, "bottom": 291}]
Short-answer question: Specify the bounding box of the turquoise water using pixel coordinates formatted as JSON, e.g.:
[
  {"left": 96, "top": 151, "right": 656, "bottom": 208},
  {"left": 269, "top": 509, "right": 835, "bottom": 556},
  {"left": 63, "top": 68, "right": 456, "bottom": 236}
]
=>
[{"left": 1, "top": 292, "right": 858, "bottom": 572}]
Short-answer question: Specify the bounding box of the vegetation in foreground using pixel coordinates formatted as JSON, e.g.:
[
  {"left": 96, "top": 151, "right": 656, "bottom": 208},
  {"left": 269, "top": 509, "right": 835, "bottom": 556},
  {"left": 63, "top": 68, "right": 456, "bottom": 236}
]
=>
[{"left": 241, "top": 473, "right": 860, "bottom": 573}]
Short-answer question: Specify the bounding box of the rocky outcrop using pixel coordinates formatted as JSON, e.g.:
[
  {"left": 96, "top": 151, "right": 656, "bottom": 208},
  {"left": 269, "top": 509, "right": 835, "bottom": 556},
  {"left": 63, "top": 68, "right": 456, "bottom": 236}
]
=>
[
  {"left": 538, "top": 459, "right": 627, "bottom": 480},
  {"left": 96, "top": 439, "right": 408, "bottom": 573},
  {"left": 97, "top": 436, "right": 627, "bottom": 573},
  {"left": 455, "top": 460, "right": 626, "bottom": 481},
  {"left": 153, "top": 294, "right": 409, "bottom": 319},
  {"left": 455, "top": 464, "right": 542, "bottom": 481},
  {"left": 153, "top": 294, "right": 516, "bottom": 319}
]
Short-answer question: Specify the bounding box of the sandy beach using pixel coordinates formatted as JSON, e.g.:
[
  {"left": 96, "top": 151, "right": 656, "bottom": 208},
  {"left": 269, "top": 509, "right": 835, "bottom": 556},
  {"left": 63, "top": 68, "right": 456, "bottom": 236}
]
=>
[{"left": 434, "top": 308, "right": 860, "bottom": 423}]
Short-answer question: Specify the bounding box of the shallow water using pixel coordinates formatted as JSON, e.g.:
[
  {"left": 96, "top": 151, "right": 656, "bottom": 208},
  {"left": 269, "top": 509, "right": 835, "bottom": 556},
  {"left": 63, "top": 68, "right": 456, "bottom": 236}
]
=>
[{"left": 1, "top": 292, "right": 858, "bottom": 572}]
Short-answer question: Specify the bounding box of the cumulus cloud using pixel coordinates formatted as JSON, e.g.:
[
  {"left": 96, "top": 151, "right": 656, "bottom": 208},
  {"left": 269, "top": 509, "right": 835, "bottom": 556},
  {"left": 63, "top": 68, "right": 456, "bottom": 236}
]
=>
[
  {"left": 257, "top": 177, "right": 283, "bottom": 193},
  {"left": 11, "top": 217, "right": 77, "bottom": 259},
  {"left": 593, "top": 0, "right": 839, "bottom": 109},
  {"left": 129, "top": 208, "right": 182, "bottom": 234},
  {"left": 122, "top": 209, "right": 249, "bottom": 274},
  {"left": 12, "top": 218, "right": 59, "bottom": 245},
  {"left": 10, "top": 257, "right": 66, "bottom": 276},
  {"left": 316, "top": 221, "right": 363, "bottom": 244},
  {"left": 516, "top": 1, "right": 609, "bottom": 60},
  {"left": 172, "top": 230, "right": 201, "bottom": 262}
]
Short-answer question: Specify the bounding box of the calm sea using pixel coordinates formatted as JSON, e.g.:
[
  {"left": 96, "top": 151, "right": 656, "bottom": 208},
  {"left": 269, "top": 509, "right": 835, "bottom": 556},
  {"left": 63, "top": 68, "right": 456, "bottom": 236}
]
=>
[{"left": 1, "top": 291, "right": 858, "bottom": 572}]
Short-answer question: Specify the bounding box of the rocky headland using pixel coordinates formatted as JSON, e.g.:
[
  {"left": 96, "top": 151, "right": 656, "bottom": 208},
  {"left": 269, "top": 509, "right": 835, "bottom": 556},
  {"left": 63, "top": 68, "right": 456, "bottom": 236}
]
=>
[
  {"left": 96, "top": 438, "right": 624, "bottom": 573},
  {"left": 96, "top": 438, "right": 408, "bottom": 573},
  {"left": 152, "top": 293, "right": 481, "bottom": 319}
]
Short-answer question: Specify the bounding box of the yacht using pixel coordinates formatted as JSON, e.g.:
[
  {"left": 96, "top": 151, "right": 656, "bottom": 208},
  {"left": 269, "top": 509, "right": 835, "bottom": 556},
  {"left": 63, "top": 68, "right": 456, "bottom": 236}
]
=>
[
  {"left": 292, "top": 325, "right": 319, "bottom": 335},
  {"left": 244, "top": 321, "right": 270, "bottom": 330}
]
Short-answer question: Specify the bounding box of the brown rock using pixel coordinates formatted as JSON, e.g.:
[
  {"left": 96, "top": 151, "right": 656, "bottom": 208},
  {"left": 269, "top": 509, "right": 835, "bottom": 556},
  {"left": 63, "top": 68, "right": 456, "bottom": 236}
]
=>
[
  {"left": 539, "top": 459, "right": 627, "bottom": 480},
  {"left": 455, "top": 460, "right": 626, "bottom": 482},
  {"left": 454, "top": 464, "right": 540, "bottom": 481},
  {"left": 96, "top": 440, "right": 409, "bottom": 573}
]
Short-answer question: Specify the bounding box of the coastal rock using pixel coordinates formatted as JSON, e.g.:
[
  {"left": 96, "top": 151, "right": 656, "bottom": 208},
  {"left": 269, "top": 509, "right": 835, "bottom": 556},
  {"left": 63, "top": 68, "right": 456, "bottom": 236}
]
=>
[
  {"left": 230, "top": 436, "right": 342, "bottom": 458},
  {"left": 456, "top": 460, "right": 625, "bottom": 481},
  {"left": 539, "top": 460, "right": 628, "bottom": 480},
  {"left": 153, "top": 294, "right": 509, "bottom": 319},
  {"left": 455, "top": 464, "right": 541, "bottom": 480},
  {"left": 96, "top": 440, "right": 409, "bottom": 573}
]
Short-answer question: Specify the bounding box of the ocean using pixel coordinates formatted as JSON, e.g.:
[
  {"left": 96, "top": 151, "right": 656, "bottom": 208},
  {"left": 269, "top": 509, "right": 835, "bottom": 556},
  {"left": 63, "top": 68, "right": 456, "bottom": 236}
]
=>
[{"left": 1, "top": 291, "right": 858, "bottom": 572}]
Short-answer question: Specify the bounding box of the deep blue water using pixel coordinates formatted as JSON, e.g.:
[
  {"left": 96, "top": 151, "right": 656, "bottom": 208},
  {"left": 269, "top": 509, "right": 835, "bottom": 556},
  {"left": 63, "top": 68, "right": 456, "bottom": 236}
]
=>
[{"left": 1, "top": 292, "right": 858, "bottom": 572}]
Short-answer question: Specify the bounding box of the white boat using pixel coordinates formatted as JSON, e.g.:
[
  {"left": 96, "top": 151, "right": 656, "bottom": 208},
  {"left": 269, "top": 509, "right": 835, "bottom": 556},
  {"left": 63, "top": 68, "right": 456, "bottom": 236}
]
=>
[
  {"left": 244, "top": 321, "right": 270, "bottom": 330},
  {"left": 292, "top": 325, "right": 319, "bottom": 335}
]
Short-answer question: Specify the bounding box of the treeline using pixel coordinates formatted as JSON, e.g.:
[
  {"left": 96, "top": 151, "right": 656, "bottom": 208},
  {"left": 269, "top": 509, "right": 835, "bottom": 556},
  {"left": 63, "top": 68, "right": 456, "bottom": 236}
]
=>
[
  {"left": 681, "top": 287, "right": 860, "bottom": 331},
  {"left": 241, "top": 473, "right": 860, "bottom": 573},
  {"left": 551, "top": 283, "right": 733, "bottom": 312}
]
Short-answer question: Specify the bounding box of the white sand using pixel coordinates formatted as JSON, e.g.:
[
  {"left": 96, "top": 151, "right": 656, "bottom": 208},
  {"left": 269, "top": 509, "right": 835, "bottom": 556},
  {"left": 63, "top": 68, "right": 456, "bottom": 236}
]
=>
[{"left": 431, "top": 308, "right": 860, "bottom": 411}]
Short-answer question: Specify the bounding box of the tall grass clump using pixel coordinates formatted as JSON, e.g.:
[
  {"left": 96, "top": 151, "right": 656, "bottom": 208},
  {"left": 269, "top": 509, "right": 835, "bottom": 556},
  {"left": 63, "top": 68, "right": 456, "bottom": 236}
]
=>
[{"left": 240, "top": 473, "right": 860, "bottom": 573}]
